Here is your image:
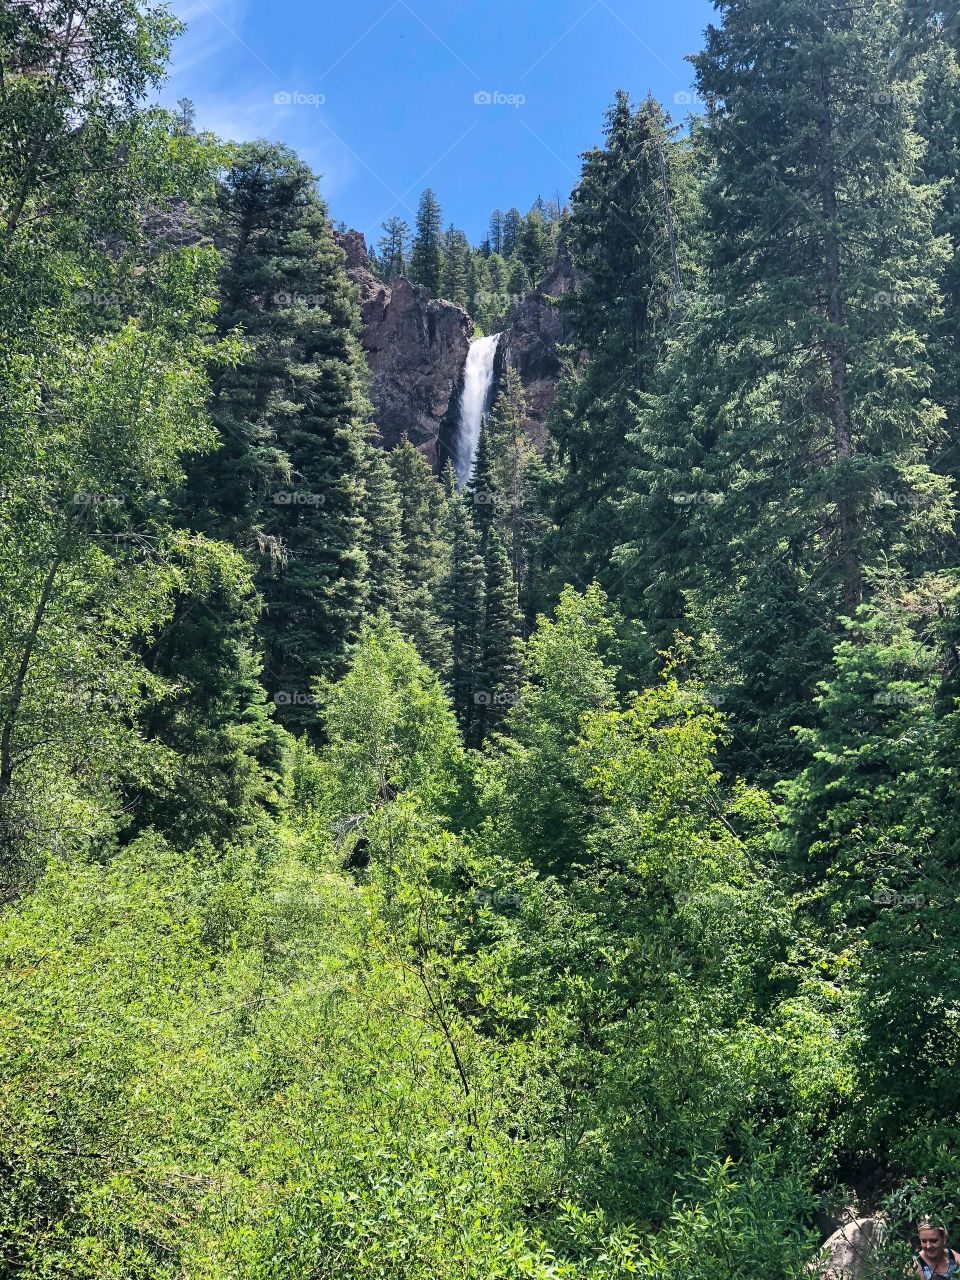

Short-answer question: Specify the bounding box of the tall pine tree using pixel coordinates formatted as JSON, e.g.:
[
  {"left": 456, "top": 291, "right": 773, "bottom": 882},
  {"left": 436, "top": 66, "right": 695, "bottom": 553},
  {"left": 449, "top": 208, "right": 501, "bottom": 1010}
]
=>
[
  {"left": 442, "top": 225, "right": 470, "bottom": 308},
  {"left": 183, "top": 141, "right": 370, "bottom": 726},
  {"left": 360, "top": 435, "right": 405, "bottom": 620},
  {"left": 485, "top": 367, "right": 546, "bottom": 623},
  {"left": 409, "top": 188, "right": 444, "bottom": 296},
  {"left": 377, "top": 216, "right": 410, "bottom": 281},
  {"left": 623, "top": 0, "right": 954, "bottom": 774},
  {"left": 502, "top": 207, "right": 523, "bottom": 257},
  {"left": 387, "top": 440, "right": 450, "bottom": 672},
  {"left": 436, "top": 487, "right": 485, "bottom": 739},
  {"left": 475, "top": 527, "right": 524, "bottom": 744},
  {"left": 543, "top": 93, "right": 687, "bottom": 598}
]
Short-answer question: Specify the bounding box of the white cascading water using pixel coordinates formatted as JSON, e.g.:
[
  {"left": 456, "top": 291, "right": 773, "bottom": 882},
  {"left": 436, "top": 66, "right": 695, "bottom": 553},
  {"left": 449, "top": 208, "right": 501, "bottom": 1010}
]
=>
[{"left": 454, "top": 333, "right": 501, "bottom": 484}]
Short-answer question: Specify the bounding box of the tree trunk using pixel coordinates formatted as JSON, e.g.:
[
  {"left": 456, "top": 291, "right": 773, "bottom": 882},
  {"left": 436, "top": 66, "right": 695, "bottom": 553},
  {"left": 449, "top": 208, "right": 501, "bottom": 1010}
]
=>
[{"left": 0, "top": 549, "right": 65, "bottom": 858}]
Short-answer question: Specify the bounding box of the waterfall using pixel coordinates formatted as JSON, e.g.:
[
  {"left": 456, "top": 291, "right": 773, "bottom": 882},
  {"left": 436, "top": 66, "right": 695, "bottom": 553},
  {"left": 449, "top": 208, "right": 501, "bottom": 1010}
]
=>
[{"left": 454, "top": 333, "right": 501, "bottom": 484}]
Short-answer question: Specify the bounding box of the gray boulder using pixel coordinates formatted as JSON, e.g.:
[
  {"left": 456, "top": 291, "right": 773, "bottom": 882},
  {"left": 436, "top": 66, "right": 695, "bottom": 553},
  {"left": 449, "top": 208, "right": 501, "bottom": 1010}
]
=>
[{"left": 812, "top": 1216, "right": 885, "bottom": 1279}]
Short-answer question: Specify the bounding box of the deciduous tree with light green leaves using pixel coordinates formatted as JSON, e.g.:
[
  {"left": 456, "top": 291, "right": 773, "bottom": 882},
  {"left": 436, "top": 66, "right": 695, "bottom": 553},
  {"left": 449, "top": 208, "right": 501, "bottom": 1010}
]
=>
[{"left": 0, "top": 0, "right": 236, "bottom": 885}]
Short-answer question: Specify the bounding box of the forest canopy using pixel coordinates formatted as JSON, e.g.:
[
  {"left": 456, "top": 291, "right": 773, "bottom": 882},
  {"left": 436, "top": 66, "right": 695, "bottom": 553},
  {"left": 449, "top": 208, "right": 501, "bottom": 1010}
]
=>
[{"left": 0, "top": 0, "right": 958, "bottom": 1276}]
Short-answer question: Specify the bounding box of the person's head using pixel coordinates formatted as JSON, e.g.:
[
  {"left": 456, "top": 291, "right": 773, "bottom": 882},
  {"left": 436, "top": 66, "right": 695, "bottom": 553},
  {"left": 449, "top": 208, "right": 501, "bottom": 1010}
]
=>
[{"left": 918, "top": 1222, "right": 948, "bottom": 1259}]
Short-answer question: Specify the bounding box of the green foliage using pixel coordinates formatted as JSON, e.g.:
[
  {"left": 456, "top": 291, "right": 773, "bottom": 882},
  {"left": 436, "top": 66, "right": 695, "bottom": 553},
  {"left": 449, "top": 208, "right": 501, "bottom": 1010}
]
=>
[
  {"left": 182, "top": 141, "right": 371, "bottom": 726},
  {"left": 0, "top": 0, "right": 235, "bottom": 880},
  {"left": 409, "top": 188, "right": 445, "bottom": 296},
  {"left": 475, "top": 529, "right": 525, "bottom": 743},
  {"left": 442, "top": 225, "right": 471, "bottom": 308},
  {"left": 359, "top": 434, "right": 406, "bottom": 618},
  {"left": 387, "top": 439, "right": 451, "bottom": 672},
  {"left": 782, "top": 577, "right": 960, "bottom": 1154},
  {"left": 519, "top": 211, "right": 551, "bottom": 284},
  {"left": 542, "top": 93, "right": 689, "bottom": 599},
  {"left": 6, "top": 0, "right": 960, "bottom": 1269},
  {"left": 377, "top": 214, "right": 410, "bottom": 281},
  {"left": 318, "top": 619, "right": 463, "bottom": 827},
  {"left": 132, "top": 538, "right": 284, "bottom": 847},
  {"left": 483, "top": 366, "right": 547, "bottom": 622},
  {"left": 479, "top": 584, "right": 621, "bottom": 872},
  {"left": 620, "top": 0, "right": 955, "bottom": 772},
  {"left": 436, "top": 489, "right": 486, "bottom": 738}
]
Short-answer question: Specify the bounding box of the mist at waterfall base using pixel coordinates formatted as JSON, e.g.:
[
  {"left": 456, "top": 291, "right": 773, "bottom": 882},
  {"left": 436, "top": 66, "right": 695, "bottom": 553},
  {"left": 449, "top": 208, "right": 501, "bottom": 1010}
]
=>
[{"left": 454, "top": 334, "right": 501, "bottom": 485}]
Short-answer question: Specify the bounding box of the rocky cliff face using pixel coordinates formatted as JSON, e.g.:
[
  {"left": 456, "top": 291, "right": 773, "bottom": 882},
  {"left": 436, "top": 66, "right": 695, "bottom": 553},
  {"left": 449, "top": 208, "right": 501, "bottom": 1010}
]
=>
[
  {"left": 335, "top": 231, "right": 472, "bottom": 463},
  {"left": 335, "top": 229, "right": 577, "bottom": 466},
  {"left": 498, "top": 254, "right": 580, "bottom": 444}
]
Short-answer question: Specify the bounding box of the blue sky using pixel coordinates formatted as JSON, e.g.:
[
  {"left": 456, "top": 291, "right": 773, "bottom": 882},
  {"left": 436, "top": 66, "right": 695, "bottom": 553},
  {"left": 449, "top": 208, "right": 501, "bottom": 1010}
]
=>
[{"left": 160, "top": 0, "right": 714, "bottom": 247}]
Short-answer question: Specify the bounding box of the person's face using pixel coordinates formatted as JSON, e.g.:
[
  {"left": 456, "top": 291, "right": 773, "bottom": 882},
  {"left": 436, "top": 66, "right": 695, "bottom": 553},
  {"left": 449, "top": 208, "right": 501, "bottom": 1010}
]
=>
[{"left": 920, "top": 1230, "right": 946, "bottom": 1259}]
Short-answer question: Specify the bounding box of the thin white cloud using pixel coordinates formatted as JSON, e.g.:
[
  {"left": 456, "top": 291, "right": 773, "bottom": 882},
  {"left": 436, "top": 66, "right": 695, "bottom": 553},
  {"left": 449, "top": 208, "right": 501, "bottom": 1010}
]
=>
[
  {"left": 164, "top": 0, "right": 255, "bottom": 84},
  {"left": 157, "top": 0, "right": 360, "bottom": 204}
]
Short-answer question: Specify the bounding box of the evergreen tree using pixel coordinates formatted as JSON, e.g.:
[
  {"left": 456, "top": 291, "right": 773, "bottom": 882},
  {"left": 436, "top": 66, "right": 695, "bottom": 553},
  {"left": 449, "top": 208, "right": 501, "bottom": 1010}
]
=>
[
  {"left": 134, "top": 547, "right": 283, "bottom": 846},
  {"left": 507, "top": 256, "right": 531, "bottom": 299},
  {"left": 467, "top": 251, "right": 493, "bottom": 329},
  {"left": 436, "top": 491, "right": 485, "bottom": 737},
  {"left": 486, "top": 253, "right": 510, "bottom": 325},
  {"left": 183, "top": 142, "right": 370, "bottom": 727},
  {"left": 174, "top": 97, "right": 196, "bottom": 135},
  {"left": 489, "top": 208, "right": 505, "bottom": 255},
  {"left": 519, "top": 211, "right": 550, "bottom": 283},
  {"left": 914, "top": 28, "right": 960, "bottom": 483},
  {"left": 621, "top": 0, "right": 954, "bottom": 772},
  {"left": 502, "top": 207, "right": 523, "bottom": 256},
  {"left": 387, "top": 440, "right": 450, "bottom": 672},
  {"left": 543, "top": 93, "right": 686, "bottom": 598},
  {"left": 360, "top": 437, "right": 405, "bottom": 619},
  {"left": 442, "top": 225, "right": 470, "bottom": 308},
  {"left": 487, "top": 253, "right": 509, "bottom": 295},
  {"left": 466, "top": 419, "right": 498, "bottom": 544},
  {"left": 377, "top": 216, "right": 410, "bottom": 281},
  {"left": 485, "top": 367, "right": 545, "bottom": 619},
  {"left": 475, "top": 528, "right": 524, "bottom": 744},
  {"left": 409, "top": 188, "right": 444, "bottom": 296},
  {"left": 690, "top": 0, "right": 950, "bottom": 615}
]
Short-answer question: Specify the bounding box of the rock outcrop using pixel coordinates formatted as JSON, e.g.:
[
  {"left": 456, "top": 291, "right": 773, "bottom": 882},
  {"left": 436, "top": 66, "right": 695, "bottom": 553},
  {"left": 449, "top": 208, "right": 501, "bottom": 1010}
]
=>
[
  {"left": 334, "top": 227, "right": 370, "bottom": 272},
  {"left": 498, "top": 253, "right": 581, "bottom": 444},
  {"left": 334, "top": 230, "right": 472, "bottom": 462}
]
